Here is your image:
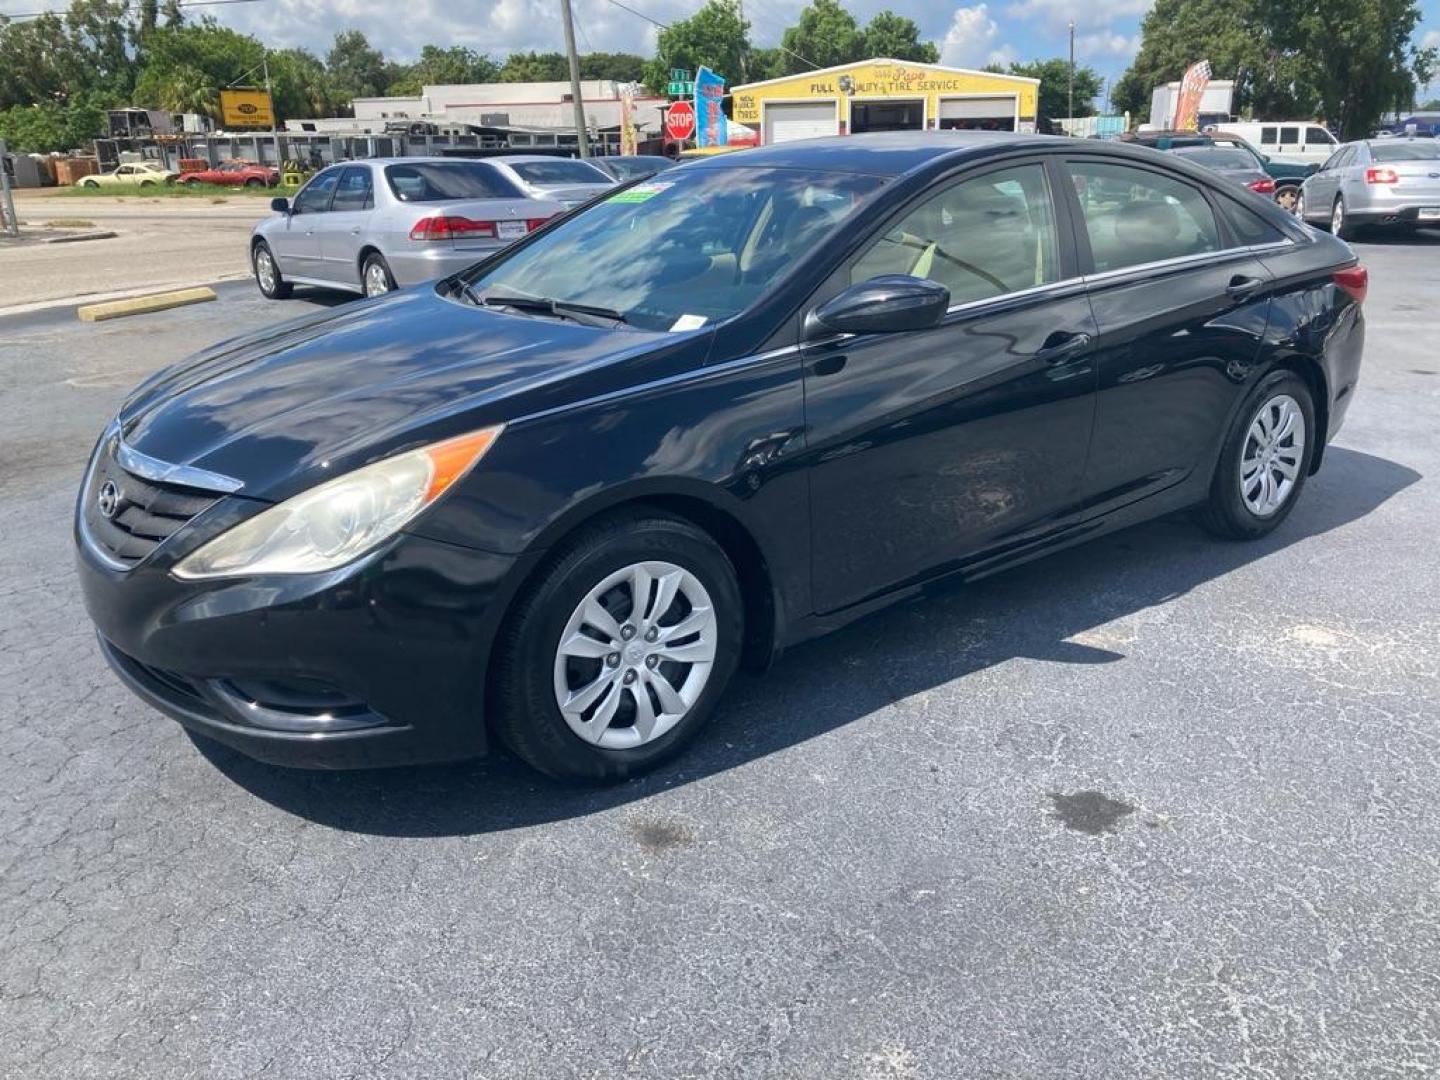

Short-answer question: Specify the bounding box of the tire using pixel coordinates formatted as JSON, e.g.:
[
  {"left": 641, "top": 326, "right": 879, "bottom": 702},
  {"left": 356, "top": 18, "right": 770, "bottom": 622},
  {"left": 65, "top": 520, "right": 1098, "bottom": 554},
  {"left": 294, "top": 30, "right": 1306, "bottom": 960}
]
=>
[
  {"left": 181, "top": 176, "right": 200, "bottom": 186},
  {"left": 491, "top": 512, "right": 744, "bottom": 781},
  {"left": 361, "top": 252, "right": 396, "bottom": 297},
  {"left": 252, "top": 240, "right": 292, "bottom": 300},
  {"left": 139, "top": 179, "right": 155, "bottom": 188},
  {"left": 1198, "top": 370, "right": 1316, "bottom": 540},
  {"left": 81, "top": 178, "right": 98, "bottom": 189},
  {"left": 244, "top": 177, "right": 263, "bottom": 188},
  {"left": 1274, "top": 185, "right": 1300, "bottom": 214},
  {"left": 1332, "top": 195, "right": 1358, "bottom": 241}
]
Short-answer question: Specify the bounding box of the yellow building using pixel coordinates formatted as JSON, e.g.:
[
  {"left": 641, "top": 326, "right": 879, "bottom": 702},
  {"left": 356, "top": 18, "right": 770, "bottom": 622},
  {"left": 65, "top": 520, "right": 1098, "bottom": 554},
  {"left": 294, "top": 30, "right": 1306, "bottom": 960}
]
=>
[{"left": 731, "top": 59, "right": 1040, "bottom": 144}]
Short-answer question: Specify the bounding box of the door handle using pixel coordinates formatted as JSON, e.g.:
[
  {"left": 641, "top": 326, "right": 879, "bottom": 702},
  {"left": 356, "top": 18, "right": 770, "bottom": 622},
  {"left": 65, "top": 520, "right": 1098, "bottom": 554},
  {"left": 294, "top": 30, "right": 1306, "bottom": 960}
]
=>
[
  {"left": 1034, "top": 331, "right": 1092, "bottom": 365},
  {"left": 1226, "top": 275, "right": 1265, "bottom": 301}
]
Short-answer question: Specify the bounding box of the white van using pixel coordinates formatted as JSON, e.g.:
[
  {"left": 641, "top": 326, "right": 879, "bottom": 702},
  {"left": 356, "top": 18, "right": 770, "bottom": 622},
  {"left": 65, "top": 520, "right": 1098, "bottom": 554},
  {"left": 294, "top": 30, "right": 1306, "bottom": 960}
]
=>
[{"left": 1213, "top": 122, "right": 1338, "bottom": 166}]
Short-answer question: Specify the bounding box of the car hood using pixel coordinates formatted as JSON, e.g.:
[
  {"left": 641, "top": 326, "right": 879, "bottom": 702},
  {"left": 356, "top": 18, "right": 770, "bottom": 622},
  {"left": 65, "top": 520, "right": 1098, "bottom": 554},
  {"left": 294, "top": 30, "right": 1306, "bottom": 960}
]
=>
[{"left": 118, "top": 287, "right": 700, "bottom": 500}]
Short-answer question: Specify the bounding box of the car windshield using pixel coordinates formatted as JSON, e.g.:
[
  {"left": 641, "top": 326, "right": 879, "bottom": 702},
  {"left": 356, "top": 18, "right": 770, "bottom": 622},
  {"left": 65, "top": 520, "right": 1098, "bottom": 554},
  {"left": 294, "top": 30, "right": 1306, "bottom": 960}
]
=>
[
  {"left": 458, "top": 166, "right": 885, "bottom": 332},
  {"left": 1174, "top": 147, "right": 1255, "bottom": 169},
  {"left": 509, "top": 160, "right": 611, "bottom": 185},
  {"left": 384, "top": 162, "right": 522, "bottom": 201},
  {"left": 1370, "top": 142, "right": 1440, "bottom": 162},
  {"left": 604, "top": 158, "right": 672, "bottom": 180}
]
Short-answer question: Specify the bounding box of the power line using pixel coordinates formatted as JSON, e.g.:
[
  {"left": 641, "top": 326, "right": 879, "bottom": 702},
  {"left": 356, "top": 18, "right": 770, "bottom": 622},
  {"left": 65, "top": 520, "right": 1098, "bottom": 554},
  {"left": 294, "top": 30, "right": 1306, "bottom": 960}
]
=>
[{"left": 1, "top": 0, "right": 266, "bottom": 21}]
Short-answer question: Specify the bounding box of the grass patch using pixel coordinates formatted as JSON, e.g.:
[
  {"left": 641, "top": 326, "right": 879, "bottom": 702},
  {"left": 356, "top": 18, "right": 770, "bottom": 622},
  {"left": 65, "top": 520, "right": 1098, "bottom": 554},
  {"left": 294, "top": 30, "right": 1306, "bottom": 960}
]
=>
[
  {"left": 58, "top": 181, "right": 299, "bottom": 199},
  {"left": 44, "top": 218, "right": 96, "bottom": 228}
]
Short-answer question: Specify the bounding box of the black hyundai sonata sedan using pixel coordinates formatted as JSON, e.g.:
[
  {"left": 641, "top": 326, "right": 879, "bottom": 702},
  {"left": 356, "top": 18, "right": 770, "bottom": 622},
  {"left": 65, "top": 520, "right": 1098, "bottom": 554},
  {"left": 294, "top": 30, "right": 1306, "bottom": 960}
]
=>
[{"left": 76, "top": 132, "right": 1366, "bottom": 780}]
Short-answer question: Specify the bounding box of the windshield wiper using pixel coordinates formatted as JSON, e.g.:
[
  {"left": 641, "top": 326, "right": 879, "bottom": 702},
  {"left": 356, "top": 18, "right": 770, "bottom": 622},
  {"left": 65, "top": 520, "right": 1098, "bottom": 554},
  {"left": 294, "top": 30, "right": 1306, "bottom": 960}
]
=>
[{"left": 471, "top": 291, "right": 628, "bottom": 327}]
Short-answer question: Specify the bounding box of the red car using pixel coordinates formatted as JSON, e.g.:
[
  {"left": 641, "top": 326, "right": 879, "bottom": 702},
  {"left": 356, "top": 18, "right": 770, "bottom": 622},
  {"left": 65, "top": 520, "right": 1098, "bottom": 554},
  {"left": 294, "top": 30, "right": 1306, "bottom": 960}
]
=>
[{"left": 180, "top": 161, "right": 280, "bottom": 188}]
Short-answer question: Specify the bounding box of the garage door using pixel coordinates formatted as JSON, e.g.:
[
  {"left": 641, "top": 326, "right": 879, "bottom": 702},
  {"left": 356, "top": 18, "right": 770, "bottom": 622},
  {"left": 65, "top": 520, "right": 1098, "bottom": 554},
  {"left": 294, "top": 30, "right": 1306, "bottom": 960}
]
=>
[
  {"left": 763, "top": 102, "right": 837, "bottom": 144},
  {"left": 938, "top": 96, "right": 1017, "bottom": 127}
]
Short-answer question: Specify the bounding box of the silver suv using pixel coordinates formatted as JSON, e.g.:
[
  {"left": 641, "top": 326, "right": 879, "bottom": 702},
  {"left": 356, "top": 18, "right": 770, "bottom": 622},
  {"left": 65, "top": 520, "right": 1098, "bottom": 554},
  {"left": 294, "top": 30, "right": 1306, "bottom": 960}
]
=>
[{"left": 250, "top": 158, "right": 566, "bottom": 299}]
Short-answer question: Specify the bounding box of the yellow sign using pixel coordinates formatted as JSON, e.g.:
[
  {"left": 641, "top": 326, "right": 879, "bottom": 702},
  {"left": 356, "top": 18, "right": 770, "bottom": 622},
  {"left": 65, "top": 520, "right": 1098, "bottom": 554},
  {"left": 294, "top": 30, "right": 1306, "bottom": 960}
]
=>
[{"left": 220, "top": 88, "right": 275, "bottom": 129}]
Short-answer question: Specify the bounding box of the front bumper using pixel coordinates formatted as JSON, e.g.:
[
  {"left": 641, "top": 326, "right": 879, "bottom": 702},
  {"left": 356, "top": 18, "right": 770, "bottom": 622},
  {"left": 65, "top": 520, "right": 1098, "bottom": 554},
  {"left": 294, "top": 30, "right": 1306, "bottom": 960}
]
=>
[{"left": 78, "top": 519, "right": 525, "bottom": 769}]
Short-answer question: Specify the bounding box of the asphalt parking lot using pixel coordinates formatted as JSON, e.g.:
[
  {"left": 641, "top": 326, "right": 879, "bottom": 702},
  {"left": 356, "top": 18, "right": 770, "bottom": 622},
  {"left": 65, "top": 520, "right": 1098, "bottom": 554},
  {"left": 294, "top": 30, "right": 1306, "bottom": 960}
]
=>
[{"left": 2, "top": 231, "right": 1439, "bottom": 1078}]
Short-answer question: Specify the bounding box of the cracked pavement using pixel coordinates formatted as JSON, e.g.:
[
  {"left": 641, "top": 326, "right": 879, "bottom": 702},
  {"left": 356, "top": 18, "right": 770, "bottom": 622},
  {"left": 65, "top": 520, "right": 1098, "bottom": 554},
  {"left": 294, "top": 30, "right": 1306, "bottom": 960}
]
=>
[{"left": 2, "top": 234, "right": 1439, "bottom": 1078}]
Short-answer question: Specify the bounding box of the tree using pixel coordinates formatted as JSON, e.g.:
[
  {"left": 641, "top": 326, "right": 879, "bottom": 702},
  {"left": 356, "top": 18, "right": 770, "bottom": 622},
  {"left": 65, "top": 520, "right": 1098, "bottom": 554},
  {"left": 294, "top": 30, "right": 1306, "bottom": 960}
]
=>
[
  {"left": 132, "top": 21, "right": 263, "bottom": 117},
  {"left": 643, "top": 0, "right": 750, "bottom": 94},
  {"left": 269, "top": 47, "right": 337, "bottom": 119},
  {"left": 498, "top": 51, "right": 571, "bottom": 83},
  {"left": 861, "top": 11, "right": 939, "bottom": 64},
  {"left": 747, "top": 47, "right": 787, "bottom": 83},
  {"left": 781, "top": 0, "right": 863, "bottom": 73},
  {"left": 578, "top": 52, "right": 647, "bottom": 82},
  {"left": 325, "top": 30, "right": 387, "bottom": 104},
  {"left": 987, "top": 58, "right": 1103, "bottom": 119},
  {"left": 0, "top": 97, "right": 105, "bottom": 152},
  {"left": 1422, "top": 98, "right": 1440, "bottom": 111}
]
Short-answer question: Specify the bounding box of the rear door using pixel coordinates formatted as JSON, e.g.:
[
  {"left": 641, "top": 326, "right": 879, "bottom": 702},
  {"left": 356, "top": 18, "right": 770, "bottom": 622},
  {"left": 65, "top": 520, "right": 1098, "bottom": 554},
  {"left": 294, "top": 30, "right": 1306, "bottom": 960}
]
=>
[
  {"left": 268, "top": 166, "right": 341, "bottom": 276},
  {"left": 316, "top": 165, "right": 374, "bottom": 286},
  {"left": 802, "top": 158, "right": 1099, "bottom": 612},
  {"left": 1061, "top": 157, "right": 1278, "bottom": 515}
]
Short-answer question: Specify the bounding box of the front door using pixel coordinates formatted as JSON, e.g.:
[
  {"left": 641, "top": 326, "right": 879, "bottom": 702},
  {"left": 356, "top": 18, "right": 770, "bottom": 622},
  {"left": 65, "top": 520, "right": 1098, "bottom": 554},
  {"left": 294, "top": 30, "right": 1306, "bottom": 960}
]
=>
[
  {"left": 802, "top": 160, "right": 1098, "bottom": 613},
  {"left": 269, "top": 166, "right": 341, "bottom": 277},
  {"left": 1061, "top": 157, "right": 1276, "bottom": 513}
]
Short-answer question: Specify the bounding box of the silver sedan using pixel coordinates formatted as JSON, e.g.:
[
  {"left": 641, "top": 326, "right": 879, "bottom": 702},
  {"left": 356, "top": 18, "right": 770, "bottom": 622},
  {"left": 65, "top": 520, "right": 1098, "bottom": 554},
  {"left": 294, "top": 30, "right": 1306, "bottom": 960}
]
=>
[
  {"left": 250, "top": 158, "right": 566, "bottom": 299},
  {"left": 1298, "top": 138, "right": 1440, "bottom": 239},
  {"left": 482, "top": 155, "right": 616, "bottom": 208}
]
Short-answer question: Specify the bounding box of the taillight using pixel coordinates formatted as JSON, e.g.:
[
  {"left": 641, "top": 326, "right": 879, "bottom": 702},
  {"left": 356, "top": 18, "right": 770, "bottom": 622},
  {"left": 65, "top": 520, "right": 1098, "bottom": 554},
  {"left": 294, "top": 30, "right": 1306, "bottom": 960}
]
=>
[
  {"left": 1333, "top": 265, "right": 1368, "bottom": 304},
  {"left": 1248, "top": 177, "right": 1276, "bottom": 194},
  {"left": 1364, "top": 167, "right": 1399, "bottom": 185},
  {"left": 525, "top": 216, "right": 554, "bottom": 232},
  {"left": 409, "top": 215, "right": 497, "bottom": 241}
]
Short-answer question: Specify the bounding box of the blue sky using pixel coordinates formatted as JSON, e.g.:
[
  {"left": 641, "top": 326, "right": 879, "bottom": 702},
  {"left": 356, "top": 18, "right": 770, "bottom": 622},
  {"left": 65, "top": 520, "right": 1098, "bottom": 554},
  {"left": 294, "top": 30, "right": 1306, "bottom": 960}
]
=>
[{"left": 19, "top": 0, "right": 1440, "bottom": 104}]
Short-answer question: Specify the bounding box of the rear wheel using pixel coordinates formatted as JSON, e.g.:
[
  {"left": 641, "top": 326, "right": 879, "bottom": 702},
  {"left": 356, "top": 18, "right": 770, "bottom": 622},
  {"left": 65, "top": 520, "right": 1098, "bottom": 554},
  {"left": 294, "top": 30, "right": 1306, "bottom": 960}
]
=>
[
  {"left": 1198, "top": 370, "right": 1315, "bottom": 540},
  {"left": 81, "top": 178, "right": 99, "bottom": 189},
  {"left": 1332, "top": 195, "right": 1358, "bottom": 241},
  {"left": 139, "top": 179, "right": 156, "bottom": 188},
  {"left": 1274, "top": 185, "right": 1300, "bottom": 213},
  {"left": 361, "top": 252, "right": 395, "bottom": 297},
  {"left": 491, "top": 513, "right": 743, "bottom": 781},
  {"left": 252, "top": 240, "right": 292, "bottom": 299},
  {"left": 244, "top": 177, "right": 263, "bottom": 188}
]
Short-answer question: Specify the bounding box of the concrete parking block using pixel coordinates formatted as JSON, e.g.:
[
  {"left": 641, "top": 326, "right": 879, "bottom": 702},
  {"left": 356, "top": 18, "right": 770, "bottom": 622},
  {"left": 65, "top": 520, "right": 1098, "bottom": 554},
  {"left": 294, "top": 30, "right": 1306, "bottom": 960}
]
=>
[{"left": 76, "top": 285, "right": 217, "bottom": 322}]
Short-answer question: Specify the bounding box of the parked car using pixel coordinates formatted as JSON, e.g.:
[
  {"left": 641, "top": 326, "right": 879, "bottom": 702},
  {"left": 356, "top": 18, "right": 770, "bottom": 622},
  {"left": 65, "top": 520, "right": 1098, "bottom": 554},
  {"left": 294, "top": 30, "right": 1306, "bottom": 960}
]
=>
[
  {"left": 1214, "top": 121, "right": 1338, "bottom": 168},
  {"left": 483, "top": 155, "right": 615, "bottom": 207},
  {"left": 180, "top": 161, "right": 280, "bottom": 187},
  {"left": 77, "top": 132, "right": 1366, "bottom": 781},
  {"left": 1298, "top": 137, "right": 1440, "bottom": 238},
  {"left": 250, "top": 158, "right": 564, "bottom": 299},
  {"left": 1165, "top": 144, "right": 1276, "bottom": 196},
  {"left": 1128, "top": 129, "right": 1316, "bottom": 210},
  {"left": 590, "top": 155, "right": 676, "bottom": 182},
  {"left": 79, "top": 161, "right": 178, "bottom": 188}
]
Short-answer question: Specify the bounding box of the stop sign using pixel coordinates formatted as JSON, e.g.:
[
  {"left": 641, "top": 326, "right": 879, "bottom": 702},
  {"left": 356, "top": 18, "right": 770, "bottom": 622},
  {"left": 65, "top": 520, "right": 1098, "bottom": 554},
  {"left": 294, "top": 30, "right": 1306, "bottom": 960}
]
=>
[{"left": 665, "top": 101, "right": 696, "bottom": 141}]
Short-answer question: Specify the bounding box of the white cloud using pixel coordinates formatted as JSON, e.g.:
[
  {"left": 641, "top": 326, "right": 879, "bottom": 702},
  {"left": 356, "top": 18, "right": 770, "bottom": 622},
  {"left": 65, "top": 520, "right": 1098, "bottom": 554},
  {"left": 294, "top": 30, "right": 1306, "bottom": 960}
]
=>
[
  {"left": 1422, "top": 29, "right": 1440, "bottom": 51},
  {"left": 1074, "top": 31, "right": 1141, "bottom": 59},
  {"left": 1003, "top": 0, "right": 1154, "bottom": 34},
  {"left": 939, "top": 4, "right": 1013, "bottom": 69}
]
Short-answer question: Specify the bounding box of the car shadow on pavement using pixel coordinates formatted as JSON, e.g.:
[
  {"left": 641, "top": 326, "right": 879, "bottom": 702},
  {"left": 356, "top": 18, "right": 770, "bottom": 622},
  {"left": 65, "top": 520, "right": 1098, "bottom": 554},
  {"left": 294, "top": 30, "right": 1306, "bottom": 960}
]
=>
[
  {"left": 193, "top": 445, "right": 1420, "bottom": 835},
  {"left": 1354, "top": 227, "right": 1440, "bottom": 246}
]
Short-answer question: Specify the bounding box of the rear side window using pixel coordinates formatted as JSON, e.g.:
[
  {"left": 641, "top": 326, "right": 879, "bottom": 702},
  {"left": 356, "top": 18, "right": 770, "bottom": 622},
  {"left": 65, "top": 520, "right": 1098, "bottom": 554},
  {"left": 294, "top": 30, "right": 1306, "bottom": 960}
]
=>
[
  {"left": 1068, "top": 162, "right": 1221, "bottom": 273},
  {"left": 850, "top": 163, "right": 1061, "bottom": 305},
  {"left": 1219, "top": 199, "right": 1286, "bottom": 246},
  {"left": 1279, "top": 127, "right": 1299, "bottom": 145},
  {"left": 330, "top": 166, "right": 373, "bottom": 211},
  {"left": 384, "top": 162, "right": 521, "bottom": 201}
]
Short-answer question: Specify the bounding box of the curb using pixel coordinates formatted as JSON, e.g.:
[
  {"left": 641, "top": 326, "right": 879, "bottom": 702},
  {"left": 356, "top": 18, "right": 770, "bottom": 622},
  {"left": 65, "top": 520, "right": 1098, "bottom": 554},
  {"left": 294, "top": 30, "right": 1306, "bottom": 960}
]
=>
[
  {"left": 77, "top": 286, "right": 218, "bottom": 323},
  {"left": 43, "top": 230, "right": 119, "bottom": 244}
]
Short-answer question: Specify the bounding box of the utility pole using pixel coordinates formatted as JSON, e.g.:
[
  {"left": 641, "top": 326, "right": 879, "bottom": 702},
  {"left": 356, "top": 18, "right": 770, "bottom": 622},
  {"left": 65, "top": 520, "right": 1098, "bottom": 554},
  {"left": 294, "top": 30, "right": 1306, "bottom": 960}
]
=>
[
  {"left": 560, "top": 0, "right": 591, "bottom": 158},
  {"left": 263, "top": 53, "right": 281, "bottom": 172},
  {"left": 1067, "top": 21, "right": 1075, "bottom": 125},
  {"left": 0, "top": 139, "right": 19, "bottom": 238},
  {"left": 738, "top": 0, "right": 748, "bottom": 83}
]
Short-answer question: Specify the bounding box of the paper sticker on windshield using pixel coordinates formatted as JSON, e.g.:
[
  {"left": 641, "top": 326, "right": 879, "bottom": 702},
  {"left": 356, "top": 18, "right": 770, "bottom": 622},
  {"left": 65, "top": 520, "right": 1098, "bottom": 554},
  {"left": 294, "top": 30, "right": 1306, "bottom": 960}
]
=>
[
  {"left": 670, "top": 314, "right": 708, "bottom": 332},
  {"left": 609, "top": 181, "right": 674, "bottom": 204}
]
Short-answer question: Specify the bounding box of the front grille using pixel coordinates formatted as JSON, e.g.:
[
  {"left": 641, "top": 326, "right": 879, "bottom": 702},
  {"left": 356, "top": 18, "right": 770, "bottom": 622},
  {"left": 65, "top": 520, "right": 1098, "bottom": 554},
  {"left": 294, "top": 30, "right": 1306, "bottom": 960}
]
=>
[{"left": 82, "top": 436, "right": 221, "bottom": 567}]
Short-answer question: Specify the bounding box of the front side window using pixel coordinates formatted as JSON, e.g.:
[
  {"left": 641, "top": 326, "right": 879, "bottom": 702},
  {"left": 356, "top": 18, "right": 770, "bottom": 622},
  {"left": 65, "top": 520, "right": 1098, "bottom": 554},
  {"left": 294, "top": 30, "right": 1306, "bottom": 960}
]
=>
[
  {"left": 385, "top": 162, "right": 520, "bottom": 201},
  {"left": 850, "top": 163, "right": 1060, "bottom": 306},
  {"left": 294, "top": 168, "right": 341, "bottom": 213},
  {"left": 458, "top": 166, "right": 883, "bottom": 331},
  {"left": 509, "top": 159, "right": 612, "bottom": 185},
  {"left": 331, "top": 166, "right": 374, "bottom": 211},
  {"left": 1306, "top": 126, "right": 1336, "bottom": 147},
  {"left": 1069, "top": 162, "right": 1221, "bottom": 273}
]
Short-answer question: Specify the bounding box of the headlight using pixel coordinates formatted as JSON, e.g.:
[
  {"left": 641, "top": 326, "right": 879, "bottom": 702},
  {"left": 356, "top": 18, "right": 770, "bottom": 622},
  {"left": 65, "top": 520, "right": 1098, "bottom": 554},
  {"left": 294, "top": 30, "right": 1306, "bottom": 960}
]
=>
[{"left": 171, "top": 426, "right": 503, "bottom": 579}]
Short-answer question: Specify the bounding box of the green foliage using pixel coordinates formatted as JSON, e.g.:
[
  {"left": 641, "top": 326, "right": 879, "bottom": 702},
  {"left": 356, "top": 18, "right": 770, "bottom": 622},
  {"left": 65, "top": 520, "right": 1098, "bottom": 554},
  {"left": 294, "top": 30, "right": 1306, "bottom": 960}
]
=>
[
  {"left": 860, "top": 11, "right": 939, "bottom": 65},
  {"left": 642, "top": 0, "right": 750, "bottom": 95},
  {"left": 498, "top": 51, "right": 572, "bottom": 83},
  {"left": 325, "top": 29, "right": 387, "bottom": 103},
  {"left": 388, "top": 45, "right": 500, "bottom": 95},
  {"left": 268, "top": 48, "right": 338, "bottom": 120},
  {"left": 0, "top": 97, "right": 105, "bottom": 152},
  {"left": 986, "top": 58, "right": 1103, "bottom": 119},
  {"left": 133, "top": 21, "right": 263, "bottom": 117},
  {"left": 781, "top": 0, "right": 863, "bottom": 72},
  {"left": 579, "top": 52, "right": 647, "bottom": 83},
  {"left": 747, "top": 48, "right": 788, "bottom": 83}
]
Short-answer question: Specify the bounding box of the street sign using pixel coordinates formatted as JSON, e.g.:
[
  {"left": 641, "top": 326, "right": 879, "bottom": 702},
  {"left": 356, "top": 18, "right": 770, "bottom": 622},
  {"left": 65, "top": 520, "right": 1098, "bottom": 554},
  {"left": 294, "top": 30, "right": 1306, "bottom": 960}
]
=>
[
  {"left": 219, "top": 88, "right": 275, "bottom": 129},
  {"left": 665, "top": 101, "right": 696, "bottom": 141}
]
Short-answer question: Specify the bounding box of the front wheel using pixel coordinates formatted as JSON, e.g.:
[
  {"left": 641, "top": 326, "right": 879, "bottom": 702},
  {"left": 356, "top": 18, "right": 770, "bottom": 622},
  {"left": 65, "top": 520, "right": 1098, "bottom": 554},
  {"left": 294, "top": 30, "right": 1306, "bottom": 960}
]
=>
[
  {"left": 1198, "top": 370, "right": 1315, "bottom": 540},
  {"left": 252, "top": 241, "right": 292, "bottom": 299},
  {"left": 491, "top": 513, "right": 744, "bottom": 781},
  {"left": 81, "top": 178, "right": 99, "bottom": 189},
  {"left": 1274, "top": 185, "right": 1300, "bottom": 214},
  {"left": 244, "top": 177, "right": 263, "bottom": 188}
]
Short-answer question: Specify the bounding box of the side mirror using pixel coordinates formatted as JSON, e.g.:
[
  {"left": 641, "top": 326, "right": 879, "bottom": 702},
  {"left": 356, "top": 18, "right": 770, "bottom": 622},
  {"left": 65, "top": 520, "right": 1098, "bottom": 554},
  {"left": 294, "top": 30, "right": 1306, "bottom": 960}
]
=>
[
  {"left": 271, "top": 196, "right": 290, "bottom": 214},
  {"left": 805, "top": 275, "right": 951, "bottom": 339}
]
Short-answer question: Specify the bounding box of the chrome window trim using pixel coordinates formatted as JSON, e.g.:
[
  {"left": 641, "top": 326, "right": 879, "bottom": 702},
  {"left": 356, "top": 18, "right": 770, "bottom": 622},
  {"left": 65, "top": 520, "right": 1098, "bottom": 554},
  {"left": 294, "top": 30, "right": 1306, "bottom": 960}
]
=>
[
  {"left": 115, "top": 437, "right": 244, "bottom": 494},
  {"left": 1082, "top": 245, "right": 1272, "bottom": 288}
]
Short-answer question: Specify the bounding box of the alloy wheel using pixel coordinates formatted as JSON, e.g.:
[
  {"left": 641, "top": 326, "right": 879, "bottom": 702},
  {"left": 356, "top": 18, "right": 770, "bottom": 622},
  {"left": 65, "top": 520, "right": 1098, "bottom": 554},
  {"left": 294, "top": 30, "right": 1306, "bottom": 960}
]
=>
[
  {"left": 255, "top": 248, "right": 276, "bottom": 293},
  {"left": 364, "top": 261, "right": 390, "bottom": 297},
  {"left": 1238, "top": 393, "right": 1306, "bottom": 517},
  {"left": 1331, "top": 199, "right": 1344, "bottom": 235},
  {"left": 552, "top": 560, "right": 718, "bottom": 750},
  {"left": 1275, "top": 187, "right": 1299, "bottom": 213}
]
